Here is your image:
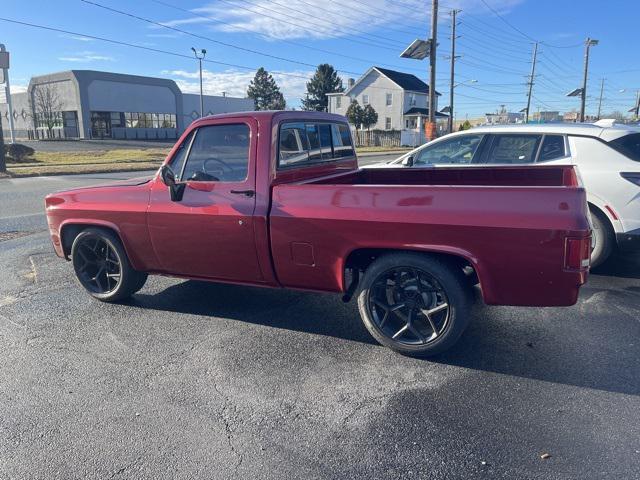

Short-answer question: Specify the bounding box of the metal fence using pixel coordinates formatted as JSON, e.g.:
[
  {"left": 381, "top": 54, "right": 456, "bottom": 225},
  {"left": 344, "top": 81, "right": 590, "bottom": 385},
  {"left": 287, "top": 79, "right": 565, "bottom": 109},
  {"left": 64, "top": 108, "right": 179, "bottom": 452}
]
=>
[{"left": 352, "top": 129, "right": 402, "bottom": 147}]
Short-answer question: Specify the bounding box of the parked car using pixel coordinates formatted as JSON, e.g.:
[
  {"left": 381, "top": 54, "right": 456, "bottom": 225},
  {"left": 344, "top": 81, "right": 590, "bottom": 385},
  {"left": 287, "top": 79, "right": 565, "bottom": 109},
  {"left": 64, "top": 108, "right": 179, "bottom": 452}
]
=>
[
  {"left": 45, "top": 111, "right": 591, "bottom": 357},
  {"left": 375, "top": 122, "right": 640, "bottom": 267}
]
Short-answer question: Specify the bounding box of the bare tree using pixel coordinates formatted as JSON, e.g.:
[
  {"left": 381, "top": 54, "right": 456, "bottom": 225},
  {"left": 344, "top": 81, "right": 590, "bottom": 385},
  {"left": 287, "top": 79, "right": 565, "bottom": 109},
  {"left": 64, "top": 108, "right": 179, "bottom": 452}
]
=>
[{"left": 32, "top": 85, "right": 63, "bottom": 137}]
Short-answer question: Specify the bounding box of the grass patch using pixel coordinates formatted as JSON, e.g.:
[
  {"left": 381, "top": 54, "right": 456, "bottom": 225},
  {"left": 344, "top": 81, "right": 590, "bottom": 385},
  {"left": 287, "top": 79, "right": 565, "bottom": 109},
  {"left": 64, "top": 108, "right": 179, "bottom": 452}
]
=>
[{"left": 5, "top": 147, "right": 170, "bottom": 177}]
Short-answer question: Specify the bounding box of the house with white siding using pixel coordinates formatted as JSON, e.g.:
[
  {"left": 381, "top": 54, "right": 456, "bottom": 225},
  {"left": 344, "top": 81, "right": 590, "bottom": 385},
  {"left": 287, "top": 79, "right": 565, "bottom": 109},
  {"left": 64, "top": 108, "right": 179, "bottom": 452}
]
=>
[{"left": 327, "top": 66, "right": 447, "bottom": 143}]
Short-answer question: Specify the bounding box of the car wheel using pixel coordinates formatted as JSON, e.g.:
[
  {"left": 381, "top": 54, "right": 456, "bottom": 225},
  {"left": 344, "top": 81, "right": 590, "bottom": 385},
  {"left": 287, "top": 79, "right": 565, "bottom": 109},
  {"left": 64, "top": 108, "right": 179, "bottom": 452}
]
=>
[
  {"left": 357, "top": 253, "right": 471, "bottom": 357},
  {"left": 71, "top": 228, "right": 148, "bottom": 302},
  {"left": 589, "top": 208, "right": 614, "bottom": 268}
]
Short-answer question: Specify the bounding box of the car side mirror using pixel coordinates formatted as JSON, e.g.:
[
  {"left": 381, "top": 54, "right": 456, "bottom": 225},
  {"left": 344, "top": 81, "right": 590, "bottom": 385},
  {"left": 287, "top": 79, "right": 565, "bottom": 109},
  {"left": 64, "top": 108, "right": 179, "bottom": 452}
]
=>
[
  {"left": 160, "top": 165, "right": 185, "bottom": 202},
  {"left": 401, "top": 155, "right": 414, "bottom": 167}
]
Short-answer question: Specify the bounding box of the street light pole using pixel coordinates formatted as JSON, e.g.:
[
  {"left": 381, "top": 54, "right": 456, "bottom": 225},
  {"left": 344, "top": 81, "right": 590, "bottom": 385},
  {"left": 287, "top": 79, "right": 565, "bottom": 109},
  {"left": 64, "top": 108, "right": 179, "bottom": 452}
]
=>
[
  {"left": 580, "top": 38, "right": 598, "bottom": 122},
  {"left": 191, "top": 47, "right": 207, "bottom": 118},
  {"left": 448, "top": 9, "right": 460, "bottom": 133},
  {"left": 427, "top": 0, "right": 438, "bottom": 140}
]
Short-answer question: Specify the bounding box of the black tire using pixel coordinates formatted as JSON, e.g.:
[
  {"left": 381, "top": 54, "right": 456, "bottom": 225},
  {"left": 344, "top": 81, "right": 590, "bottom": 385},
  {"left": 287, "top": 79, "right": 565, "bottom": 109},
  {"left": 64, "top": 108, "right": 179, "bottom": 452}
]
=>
[
  {"left": 357, "top": 252, "right": 471, "bottom": 357},
  {"left": 71, "top": 228, "right": 148, "bottom": 302},
  {"left": 590, "top": 207, "right": 614, "bottom": 268}
]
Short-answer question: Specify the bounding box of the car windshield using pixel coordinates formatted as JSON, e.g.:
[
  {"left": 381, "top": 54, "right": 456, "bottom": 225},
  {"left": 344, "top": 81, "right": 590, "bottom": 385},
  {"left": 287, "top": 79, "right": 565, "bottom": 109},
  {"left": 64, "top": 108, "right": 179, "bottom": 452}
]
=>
[{"left": 407, "top": 134, "right": 484, "bottom": 165}]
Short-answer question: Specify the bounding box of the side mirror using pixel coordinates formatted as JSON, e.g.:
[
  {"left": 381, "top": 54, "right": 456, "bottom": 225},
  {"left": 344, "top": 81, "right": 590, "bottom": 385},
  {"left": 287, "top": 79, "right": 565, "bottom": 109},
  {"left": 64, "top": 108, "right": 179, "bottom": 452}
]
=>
[
  {"left": 401, "top": 155, "right": 414, "bottom": 167},
  {"left": 160, "top": 165, "right": 185, "bottom": 202}
]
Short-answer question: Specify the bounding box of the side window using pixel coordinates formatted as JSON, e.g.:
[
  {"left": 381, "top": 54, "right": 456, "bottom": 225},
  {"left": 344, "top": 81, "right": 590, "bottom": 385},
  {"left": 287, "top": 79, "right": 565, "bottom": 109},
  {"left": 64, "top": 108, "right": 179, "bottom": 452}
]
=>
[
  {"left": 415, "top": 134, "right": 484, "bottom": 165},
  {"left": 331, "top": 124, "right": 354, "bottom": 158},
  {"left": 170, "top": 129, "right": 195, "bottom": 180},
  {"left": 608, "top": 133, "right": 640, "bottom": 162},
  {"left": 486, "top": 134, "right": 542, "bottom": 164},
  {"left": 279, "top": 122, "right": 309, "bottom": 166},
  {"left": 181, "top": 124, "right": 250, "bottom": 182},
  {"left": 278, "top": 122, "right": 353, "bottom": 168},
  {"left": 538, "top": 135, "right": 566, "bottom": 162},
  {"left": 306, "top": 124, "right": 321, "bottom": 162}
]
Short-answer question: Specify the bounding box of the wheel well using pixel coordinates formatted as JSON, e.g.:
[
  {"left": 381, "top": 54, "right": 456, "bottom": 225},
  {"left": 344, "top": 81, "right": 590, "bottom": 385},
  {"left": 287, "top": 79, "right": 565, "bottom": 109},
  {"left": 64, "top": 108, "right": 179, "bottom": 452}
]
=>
[
  {"left": 588, "top": 202, "right": 615, "bottom": 234},
  {"left": 344, "top": 248, "right": 477, "bottom": 291},
  {"left": 60, "top": 224, "right": 120, "bottom": 259}
]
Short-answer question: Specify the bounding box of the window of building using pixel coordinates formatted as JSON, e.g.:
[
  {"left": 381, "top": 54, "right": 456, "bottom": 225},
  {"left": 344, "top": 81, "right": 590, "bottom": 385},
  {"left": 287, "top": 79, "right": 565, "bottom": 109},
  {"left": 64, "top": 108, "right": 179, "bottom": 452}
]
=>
[
  {"left": 385, "top": 117, "right": 392, "bottom": 130},
  {"left": 123, "top": 112, "right": 176, "bottom": 128},
  {"left": 486, "top": 134, "right": 542, "bottom": 164},
  {"left": 63, "top": 111, "right": 77, "bottom": 128},
  {"left": 181, "top": 124, "right": 250, "bottom": 182},
  {"left": 362, "top": 94, "right": 369, "bottom": 105},
  {"left": 538, "top": 135, "right": 566, "bottom": 162},
  {"left": 409, "top": 93, "right": 417, "bottom": 106},
  {"left": 34, "top": 111, "right": 63, "bottom": 128},
  {"left": 386, "top": 93, "right": 393, "bottom": 106},
  {"left": 110, "top": 112, "right": 123, "bottom": 128},
  {"left": 336, "top": 96, "right": 341, "bottom": 109},
  {"left": 278, "top": 121, "right": 354, "bottom": 168}
]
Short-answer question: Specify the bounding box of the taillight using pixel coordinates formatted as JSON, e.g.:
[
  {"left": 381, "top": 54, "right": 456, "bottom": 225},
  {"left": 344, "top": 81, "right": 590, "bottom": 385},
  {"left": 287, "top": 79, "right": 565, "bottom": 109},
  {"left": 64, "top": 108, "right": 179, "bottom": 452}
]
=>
[
  {"left": 565, "top": 237, "right": 591, "bottom": 270},
  {"left": 620, "top": 172, "right": 640, "bottom": 186}
]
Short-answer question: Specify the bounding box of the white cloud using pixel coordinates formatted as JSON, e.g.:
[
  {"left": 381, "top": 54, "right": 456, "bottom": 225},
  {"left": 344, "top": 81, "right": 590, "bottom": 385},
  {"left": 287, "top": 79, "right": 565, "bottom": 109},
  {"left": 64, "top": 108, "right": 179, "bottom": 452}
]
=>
[
  {"left": 163, "top": 68, "right": 311, "bottom": 105},
  {"left": 68, "top": 35, "right": 94, "bottom": 42},
  {"left": 176, "top": 0, "right": 525, "bottom": 40},
  {"left": 58, "top": 51, "right": 115, "bottom": 62}
]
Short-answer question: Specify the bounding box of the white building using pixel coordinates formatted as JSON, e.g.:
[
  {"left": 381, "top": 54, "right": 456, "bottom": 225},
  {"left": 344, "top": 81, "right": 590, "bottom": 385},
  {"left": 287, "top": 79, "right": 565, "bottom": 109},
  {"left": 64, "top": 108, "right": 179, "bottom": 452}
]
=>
[{"left": 327, "top": 66, "right": 447, "bottom": 144}]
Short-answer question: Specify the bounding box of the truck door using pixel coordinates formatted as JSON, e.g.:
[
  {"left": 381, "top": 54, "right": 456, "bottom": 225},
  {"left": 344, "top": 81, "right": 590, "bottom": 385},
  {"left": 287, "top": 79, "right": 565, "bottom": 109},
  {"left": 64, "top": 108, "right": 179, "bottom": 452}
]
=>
[{"left": 147, "top": 118, "right": 264, "bottom": 282}]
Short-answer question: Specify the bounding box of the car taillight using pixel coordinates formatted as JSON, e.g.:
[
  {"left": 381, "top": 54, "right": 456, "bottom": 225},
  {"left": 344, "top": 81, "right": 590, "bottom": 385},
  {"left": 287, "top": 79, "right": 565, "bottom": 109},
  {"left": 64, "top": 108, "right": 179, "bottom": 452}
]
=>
[
  {"left": 620, "top": 172, "right": 640, "bottom": 186},
  {"left": 565, "top": 237, "right": 591, "bottom": 270}
]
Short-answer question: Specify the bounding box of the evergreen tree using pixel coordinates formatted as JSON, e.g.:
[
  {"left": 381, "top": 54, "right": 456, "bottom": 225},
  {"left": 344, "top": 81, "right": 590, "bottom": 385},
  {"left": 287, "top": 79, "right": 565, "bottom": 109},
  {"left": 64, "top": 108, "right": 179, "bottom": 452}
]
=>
[
  {"left": 247, "top": 67, "right": 287, "bottom": 110},
  {"left": 362, "top": 104, "right": 378, "bottom": 131},
  {"left": 345, "top": 100, "right": 364, "bottom": 129},
  {"left": 301, "top": 64, "right": 344, "bottom": 111}
]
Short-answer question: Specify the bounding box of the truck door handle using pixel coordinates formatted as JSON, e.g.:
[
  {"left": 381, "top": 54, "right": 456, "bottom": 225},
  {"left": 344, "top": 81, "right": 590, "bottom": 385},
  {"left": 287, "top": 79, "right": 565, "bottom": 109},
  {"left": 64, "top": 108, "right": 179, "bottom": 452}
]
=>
[{"left": 230, "top": 189, "right": 255, "bottom": 198}]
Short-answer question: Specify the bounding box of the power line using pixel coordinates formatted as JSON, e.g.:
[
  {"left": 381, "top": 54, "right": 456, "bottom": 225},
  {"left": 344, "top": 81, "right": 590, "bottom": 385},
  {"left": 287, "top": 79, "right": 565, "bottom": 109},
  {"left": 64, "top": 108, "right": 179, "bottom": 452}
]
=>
[
  {"left": 218, "top": 0, "right": 405, "bottom": 50},
  {"left": 149, "top": 0, "right": 428, "bottom": 74}
]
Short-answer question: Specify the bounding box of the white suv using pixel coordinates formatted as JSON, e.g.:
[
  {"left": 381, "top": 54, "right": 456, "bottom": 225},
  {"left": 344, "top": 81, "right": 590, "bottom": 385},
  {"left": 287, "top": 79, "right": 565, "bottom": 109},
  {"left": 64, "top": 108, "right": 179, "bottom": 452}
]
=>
[{"left": 378, "top": 122, "right": 640, "bottom": 267}]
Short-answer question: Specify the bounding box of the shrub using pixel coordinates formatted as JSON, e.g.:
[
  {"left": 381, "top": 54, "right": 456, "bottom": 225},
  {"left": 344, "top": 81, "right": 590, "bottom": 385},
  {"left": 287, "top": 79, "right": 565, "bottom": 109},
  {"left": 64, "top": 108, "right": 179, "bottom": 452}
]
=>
[{"left": 4, "top": 143, "right": 35, "bottom": 163}]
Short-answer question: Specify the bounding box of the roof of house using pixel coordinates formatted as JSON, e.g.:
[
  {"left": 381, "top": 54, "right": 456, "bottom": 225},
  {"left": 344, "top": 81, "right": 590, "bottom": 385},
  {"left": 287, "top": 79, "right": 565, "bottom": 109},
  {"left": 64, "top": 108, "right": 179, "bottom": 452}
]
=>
[
  {"left": 404, "top": 107, "right": 448, "bottom": 118},
  {"left": 343, "top": 66, "right": 441, "bottom": 96}
]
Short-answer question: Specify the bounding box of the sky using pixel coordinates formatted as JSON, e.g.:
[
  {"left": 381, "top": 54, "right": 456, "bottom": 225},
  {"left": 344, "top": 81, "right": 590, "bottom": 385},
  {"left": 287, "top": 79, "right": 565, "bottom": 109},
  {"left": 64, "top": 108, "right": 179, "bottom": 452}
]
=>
[{"left": 1, "top": 0, "right": 639, "bottom": 118}]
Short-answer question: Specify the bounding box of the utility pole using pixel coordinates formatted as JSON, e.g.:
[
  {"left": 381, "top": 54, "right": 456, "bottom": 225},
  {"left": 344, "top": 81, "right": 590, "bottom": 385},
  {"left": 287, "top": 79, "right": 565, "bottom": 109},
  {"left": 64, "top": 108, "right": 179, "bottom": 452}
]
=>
[
  {"left": 448, "top": 9, "right": 460, "bottom": 133},
  {"left": 596, "top": 78, "right": 605, "bottom": 120},
  {"left": 0, "top": 44, "right": 15, "bottom": 143},
  {"left": 524, "top": 42, "right": 538, "bottom": 124},
  {"left": 191, "top": 47, "right": 207, "bottom": 118},
  {"left": 0, "top": 111, "right": 5, "bottom": 173},
  {"left": 426, "top": 0, "right": 438, "bottom": 140},
  {"left": 580, "top": 38, "right": 598, "bottom": 122},
  {"left": 634, "top": 90, "right": 640, "bottom": 121}
]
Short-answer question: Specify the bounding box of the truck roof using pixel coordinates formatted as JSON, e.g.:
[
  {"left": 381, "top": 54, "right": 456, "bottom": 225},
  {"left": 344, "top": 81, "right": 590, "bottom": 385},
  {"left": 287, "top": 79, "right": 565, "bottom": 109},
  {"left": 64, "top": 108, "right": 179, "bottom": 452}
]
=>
[{"left": 193, "top": 110, "right": 349, "bottom": 124}]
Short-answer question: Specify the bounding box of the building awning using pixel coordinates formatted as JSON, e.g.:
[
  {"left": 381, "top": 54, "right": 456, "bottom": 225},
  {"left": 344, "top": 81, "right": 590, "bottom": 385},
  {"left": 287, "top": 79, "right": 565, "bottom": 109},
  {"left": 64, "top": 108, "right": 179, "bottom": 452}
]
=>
[{"left": 404, "top": 107, "right": 448, "bottom": 118}]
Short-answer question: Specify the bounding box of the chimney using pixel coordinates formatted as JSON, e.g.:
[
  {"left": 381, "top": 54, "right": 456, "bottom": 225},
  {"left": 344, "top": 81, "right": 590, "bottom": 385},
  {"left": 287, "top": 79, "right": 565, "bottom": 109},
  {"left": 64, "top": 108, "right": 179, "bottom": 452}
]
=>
[{"left": 347, "top": 78, "right": 355, "bottom": 89}]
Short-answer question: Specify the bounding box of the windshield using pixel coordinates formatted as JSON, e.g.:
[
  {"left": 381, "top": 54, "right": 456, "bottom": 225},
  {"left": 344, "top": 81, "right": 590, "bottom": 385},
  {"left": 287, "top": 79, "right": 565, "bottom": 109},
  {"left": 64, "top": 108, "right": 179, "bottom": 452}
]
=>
[{"left": 399, "top": 134, "right": 484, "bottom": 165}]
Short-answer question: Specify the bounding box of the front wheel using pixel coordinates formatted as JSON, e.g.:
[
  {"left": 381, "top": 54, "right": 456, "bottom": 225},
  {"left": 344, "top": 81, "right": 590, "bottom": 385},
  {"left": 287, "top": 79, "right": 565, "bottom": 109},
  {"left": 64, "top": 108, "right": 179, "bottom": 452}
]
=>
[
  {"left": 71, "top": 228, "right": 147, "bottom": 302},
  {"left": 357, "top": 253, "right": 471, "bottom": 357}
]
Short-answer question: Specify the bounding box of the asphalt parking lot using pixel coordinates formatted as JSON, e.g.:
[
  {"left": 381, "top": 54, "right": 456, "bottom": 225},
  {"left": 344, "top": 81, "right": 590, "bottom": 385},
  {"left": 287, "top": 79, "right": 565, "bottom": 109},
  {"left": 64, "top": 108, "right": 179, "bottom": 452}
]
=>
[{"left": 1, "top": 172, "right": 639, "bottom": 479}]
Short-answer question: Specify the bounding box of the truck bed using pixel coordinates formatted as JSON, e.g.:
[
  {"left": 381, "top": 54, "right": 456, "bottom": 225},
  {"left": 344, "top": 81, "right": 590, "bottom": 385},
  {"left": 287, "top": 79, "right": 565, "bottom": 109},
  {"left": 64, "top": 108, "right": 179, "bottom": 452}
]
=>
[{"left": 269, "top": 165, "right": 590, "bottom": 306}]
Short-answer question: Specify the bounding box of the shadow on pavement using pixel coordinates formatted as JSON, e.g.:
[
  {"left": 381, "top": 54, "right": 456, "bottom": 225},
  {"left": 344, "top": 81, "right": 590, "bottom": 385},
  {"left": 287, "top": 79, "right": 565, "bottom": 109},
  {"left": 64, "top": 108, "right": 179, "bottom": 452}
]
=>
[
  {"left": 591, "top": 251, "right": 640, "bottom": 279},
  {"left": 130, "top": 255, "right": 640, "bottom": 397}
]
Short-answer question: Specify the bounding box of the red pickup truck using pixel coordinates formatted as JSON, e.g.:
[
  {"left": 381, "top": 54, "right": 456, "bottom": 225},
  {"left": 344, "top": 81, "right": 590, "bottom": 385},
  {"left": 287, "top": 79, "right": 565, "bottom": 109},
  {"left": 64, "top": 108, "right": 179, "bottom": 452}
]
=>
[{"left": 45, "top": 111, "right": 591, "bottom": 356}]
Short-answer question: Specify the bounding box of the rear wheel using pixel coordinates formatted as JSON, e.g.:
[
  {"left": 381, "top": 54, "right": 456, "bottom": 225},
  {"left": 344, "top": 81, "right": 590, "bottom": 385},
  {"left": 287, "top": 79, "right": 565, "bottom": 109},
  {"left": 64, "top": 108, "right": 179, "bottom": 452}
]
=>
[
  {"left": 357, "top": 253, "right": 471, "bottom": 357},
  {"left": 590, "top": 207, "right": 614, "bottom": 268},
  {"left": 71, "top": 228, "right": 147, "bottom": 302}
]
